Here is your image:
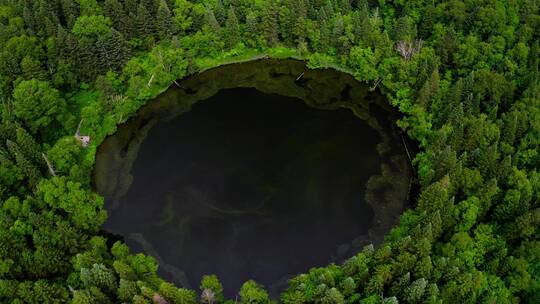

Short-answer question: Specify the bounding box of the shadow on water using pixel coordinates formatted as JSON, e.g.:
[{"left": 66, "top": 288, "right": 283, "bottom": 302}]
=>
[{"left": 93, "top": 59, "right": 415, "bottom": 298}]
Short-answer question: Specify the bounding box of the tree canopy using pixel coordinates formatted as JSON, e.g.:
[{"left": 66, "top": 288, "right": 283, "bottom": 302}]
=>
[{"left": 0, "top": 0, "right": 538, "bottom": 303}]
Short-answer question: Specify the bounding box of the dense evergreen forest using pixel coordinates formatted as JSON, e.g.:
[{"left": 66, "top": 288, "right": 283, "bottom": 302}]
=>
[{"left": 0, "top": 0, "right": 538, "bottom": 302}]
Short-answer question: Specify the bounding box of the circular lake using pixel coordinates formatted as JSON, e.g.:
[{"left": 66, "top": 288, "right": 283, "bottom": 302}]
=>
[{"left": 94, "top": 59, "right": 413, "bottom": 297}]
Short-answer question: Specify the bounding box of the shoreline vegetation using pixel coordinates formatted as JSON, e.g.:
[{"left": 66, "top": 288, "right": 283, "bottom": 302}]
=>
[
  {"left": 0, "top": 0, "right": 538, "bottom": 303},
  {"left": 93, "top": 60, "right": 413, "bottom": 295}
]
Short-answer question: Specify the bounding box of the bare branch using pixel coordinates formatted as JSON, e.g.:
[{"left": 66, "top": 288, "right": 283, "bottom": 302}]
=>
[
  {"left": 396, "top": 39, "right": 423, "bottom": 60},
  {"left": 42, "top": 153, "right": 56, "bottom": 177},
  {"left": 173, "top": 80, "right": 182, "bottom": 88},
  {"left": 147, "top": 74, "right": 155, "bottom": 87},
  {"left": 370, "top": 78, "right": 382, "bottom": 91},
  {"left": 75, "top": 119, "right": 83, "bottom": 137},
  {"left": 74, "top": 119, "right": 90, "bottom": 147},
  {"left": 201, "top": 289, "right": 216, "bottom": 304}
]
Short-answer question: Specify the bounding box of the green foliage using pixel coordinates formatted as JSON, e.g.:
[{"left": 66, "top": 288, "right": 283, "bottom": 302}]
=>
[
  {"left": 239, "top": 280, "right": 269, "bottom": 304},
  {"left": 47, "top": 136, "right": 84, "bottom": 178},
  {"left": 159, "top": 281, "right": 197, "bottom": 304},
  {"left": 0, "top": 0, "right": 538, "bottom": 303},
  {"left": 200, "top": 274, "right": 224, "bottom": 303},
  {"left": 72, "top": 15, "right": 113, "bottom": 40},
  {"left": 12, "top": 79, "right": 66, "bottom": 134},
  {"left": 80, "top": 263, "right": 117, "bottom": 293},
  {"left": 38, "top": 176, "right": 106, "bottom": 231}
]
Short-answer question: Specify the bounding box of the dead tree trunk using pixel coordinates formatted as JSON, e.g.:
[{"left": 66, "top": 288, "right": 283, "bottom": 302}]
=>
[
  {"left": 75, "top": 119, "right": 90, "bottom": 147},
  {"left": 42, "top": 153, "right": 56, "bottom": 177}
]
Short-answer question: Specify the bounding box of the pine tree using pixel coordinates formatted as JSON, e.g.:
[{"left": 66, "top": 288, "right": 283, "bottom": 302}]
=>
[
  {"left": 332, "top": 14, "right": 345, "bottom": 48},
  {"left": 104, "top": 0, "right": 134, "bottom": 38},
  {"left": 339, "top": 0, "right": 351, "bottom": 13},
  {"left": 6, "top": 140, "right": 41, "bottom": 188},
  {"left": 419, "top": 4, "right": 435, "bottom": 39},
  {"left": 244, "top": 11, "right": 259, "bottom": 48},
  {"left": 394, "top": 16, "right": 415, "bottom": 42},
  {"left": 23, "top": 2, "right": 36, "bottom": 35},
  {"left": 35, "top": 0, "right": 59, "bottom": 36},
  {"left": 124, "top": 0, "right": 138, "bottom": 15},
  {"left": 324, "top": 0, "right": 335, "bottom": 17},
  {"left": 293, "top": 0, "right": 308, "bottom": 46},
  {"left": 46, "top": 17, "right": 59, "bottom": 37},
  {"left": 140, "top": 0, "right": 158, "bottom": 15},
  {"left": 0, "top": 148, "right": 15, "bottom": 167},
  {"left": 60, "top": 0, "right": 79, "bottom": 29},
  {"left": 225, "top": 6, "right": 240, "bottom": 49},
  {"left": 96, "top": 30, "right": 130, "bottom": 73},
  {"left": 279, "top": 0, "right": 296, "bottom": 46},
  {"left": 136, "top": 3, "right": 154, "bottom": 37},
  {"left": 214, "top": 0, "right": 226, "bottom": 25},
  {"left": 15, "top": 125, "right": 42, "bottom": 165},
  {"left": 205, "top": 7, "right": 221, "bottom": 33},
  {"left": 261, "top": 0, "right": 279, "bottom": 47},
  {"left": 156, "top": 1, "right": 176, "bottom": 40},
  {"left": 56, "top": 25, "right": 76, "bottom": 61},
  {"left": 319, "top": 18, "right": 331, "bottom": 52}
]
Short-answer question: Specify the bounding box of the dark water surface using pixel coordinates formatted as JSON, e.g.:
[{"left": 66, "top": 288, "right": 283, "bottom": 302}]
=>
[{"left": 94, "top": 59, "right": 412, "bottom": 298}]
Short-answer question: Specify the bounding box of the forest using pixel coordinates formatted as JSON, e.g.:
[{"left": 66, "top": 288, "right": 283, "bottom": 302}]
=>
[{"left": 0, "top": 0, "right": 538, "bottom": 303}]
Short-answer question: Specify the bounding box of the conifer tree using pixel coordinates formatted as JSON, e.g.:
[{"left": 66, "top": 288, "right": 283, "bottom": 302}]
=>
[
  {"left": 140, "top": 0, "right": 158, "bottom": 15},
  {"left": 0, "top": 148, "right": 15, "bottom": 167},
  {"left": 339, "top": 0, "right": 351, "bottom": 13},
  {"left": 156, "top": 1, "right": 176, "bottom": 40},
  {"left": 319, "top": 18, "right": 331, "bottom": 52},
  {"left": 225, "top": 6, "right": 240, "bottom": 49},
  {"left": 332, "top": 14, "right": 345, "bottom": 49},
  {"left": 293, "top": 0, "right": 308, "bottom": 46},
  {"left": 124, "top": 0, "right": 139, "bottom": 16},
  {"left": 60, "top": 0, "right": 79, "bottom": 29},
  {"left": 78, "top": 0, "right": 103, "bottom": 16},
  {"left": 261, "top": 0, "right": 279, "bottom": 47},
  {"left": 244, "top": 11, "right": 259, "bottom": 48},
  {"left": 104, "top": 0, "right": 134, "bottom": 39},
  {"left": 394, "top": 16, "right": 415, "bottom": 42},
  {"left": 279, "top": 0, "right": 296, "bottom": 46},
  {"left": 56, "top": 25, "right": 77, "bottom": 62},
  {"left": 22, "top": 4, "right": 36, "bottom": 35},
  {"left": 214, "top": 0, "right": 226, "bottom": 25},
  {"left": 96, "top": 29, "right": 130, "bottom": 73},
  {"left": 35, "top": 0, "right": 59, "bottom": 35},
  {"left": 205, "top": 7, "right": 221, "bottom": 33},
  {"left": 6, "top": 140, "right": 41, "bottom": 188},
  {"left": 136, "top": 3, "right": 154, "bottom": 37},
  {"left": 15, "top": 125, "right": 42, "bottom": 166},
  {"left": 324, "top": 0, "right": 335, "bottom": 17}
]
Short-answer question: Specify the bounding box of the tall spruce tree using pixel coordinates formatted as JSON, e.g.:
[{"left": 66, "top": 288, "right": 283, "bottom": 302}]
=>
[
  {"left": 225, "top": 6, "right": 240, "bottom": 49},
  {"left": 156, "top": 1, "right": 176, "bottom": 40},
  {"left": 136, "top": 3, "right": 155, "bottom": 37},
  {"left": 214, "top": 0, "right": 226, "bottom": 25},
  {"left": 261, "top": 0, "right": 279, "bottom": 47},
  {"left": 205, "top": 7, "right": 221, "bottom": 33},
  {"left": 103, "top": 0, "right": 134, "bottom": 39},
  {"left": 6, "top": 140, "right": 41, "bottom": 188},
  {"left": 279, "top": 0, "right": 297, "bottom": 46},
  {"left": 140, "top": 0, "right": 158, "bottom": 15},
  {"left": 244, "top": 11, "right": 259, "bottom": 48},
  {"left": 95, "top": 29, "right": 130, "bottom": 74},
  {"left": 60, "top": 0, "right": 79, "bottom": 28},
  {"left": 15, "top": 125, "right": 42, "bottom": 166},
  {"left": 293, "top": 0, "right": 308, "bottom": 46}
]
